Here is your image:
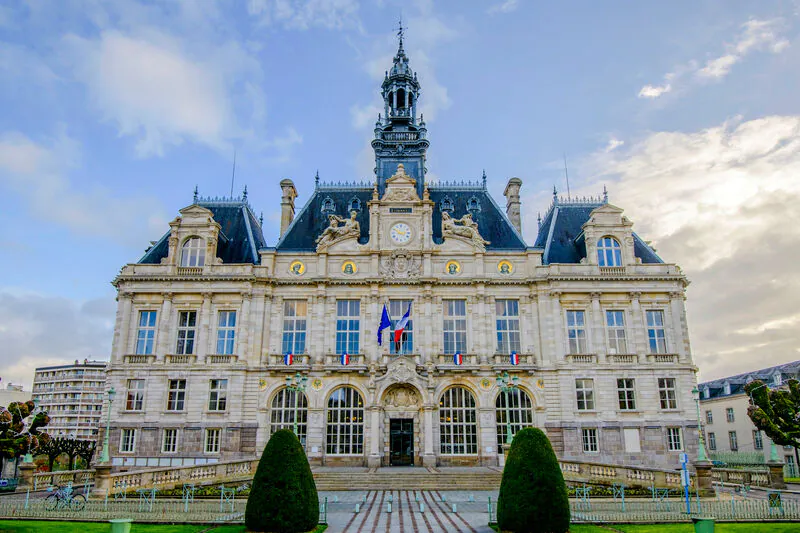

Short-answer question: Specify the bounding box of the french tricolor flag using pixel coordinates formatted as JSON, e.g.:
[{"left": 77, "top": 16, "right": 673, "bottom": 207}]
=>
[
  {"left": 283, "top": 352, "right": 293, "bottom": 366},
  {"left": 394, "top": 304, "right": 412, "bottom": 345},
  {"left": 510, "top": 351, "right": 519, "bottom": 366},
  {"left": 454, "top": 352, "right": 463, "bottom": 366},
  {"left": 340, "top": 352, "right": 350, "bottom": 366}
]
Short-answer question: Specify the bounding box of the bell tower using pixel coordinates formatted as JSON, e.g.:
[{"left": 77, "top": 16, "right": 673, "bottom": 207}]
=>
[{"left": 371, "top": 23, "right": 429, "bottom": 199}]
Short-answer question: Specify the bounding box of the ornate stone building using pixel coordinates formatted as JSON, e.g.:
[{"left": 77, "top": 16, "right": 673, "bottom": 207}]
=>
[{"left": 105, "top": 39, "right": 699, "bottom": 470}]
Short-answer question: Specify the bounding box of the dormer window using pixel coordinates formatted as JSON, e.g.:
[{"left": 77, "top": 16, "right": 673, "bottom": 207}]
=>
[
  {"left": 349, "top": 197, "right": 362, "bottom": 213},
  {"left": 180, "top": 237, "right": 205, "bottom": 267},
  {"left": 467, "top": 196, "right": 481, "bottom": 213},
  {"left": 321, "top": 197, "right": 335, "bottom": 214},
  {"left": 774, "top": 374, "right": 783, "bottom": 386},
  {"left": 440, "top": 196, "right": 454, "bottom": 213},
  {"left": 597, "top": 237, "right": 622, "bottom": 267}
]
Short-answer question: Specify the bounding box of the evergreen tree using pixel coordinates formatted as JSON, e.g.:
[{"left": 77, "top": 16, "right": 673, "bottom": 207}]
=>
[
  {"left": 497, "top": 427, "right": 570, "bottom": 533},
  {"left": 245, "top": 429, "right": 319, "bottom": 533}
]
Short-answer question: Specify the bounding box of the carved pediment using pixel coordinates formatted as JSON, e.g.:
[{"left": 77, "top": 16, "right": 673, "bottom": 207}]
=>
[
  {"left": 382, "top": 164, "right": 420, "bottom": 203},
  {"left": 177, "top": 204, "right": 216, "bottom": 224},
  {"left": 379, "top": 250, "right": 421, "bottom": 279},
  {"left": 375, "top": 357, "right": 425, "bottom": 387}
]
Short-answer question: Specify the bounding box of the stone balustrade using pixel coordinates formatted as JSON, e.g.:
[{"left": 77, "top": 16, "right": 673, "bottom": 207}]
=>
[
  {"left": 558, "top": 459, "right": 689, "bottom": 489},
  {"left": 31, "top": 469, "right": 95, "bottom": 491}
]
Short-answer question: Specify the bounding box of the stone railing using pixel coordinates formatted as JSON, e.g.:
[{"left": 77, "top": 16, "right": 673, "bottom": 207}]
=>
[
  {"left": 176, "top": 266, "right": 203, "bottom": 276},
  {"left": 599, "top": 266, "right": 627, "bottom": 276},
  {"left": 646, "top": 354, "right": 679, "bottom": 364},
  {"left": 609, "top": 354, "right": 638, "bottom": 364},
  {"left": 101, "top": 459, "right": 259, "bottom": 495},
  {"left": 491, "top": 353, "right": 537, "bottom": 369},
  {"left": 323, "top": 353, "right": 367, "bottom": 369},
  {"left": 32, "top": 469, "right": 95, "bottom": 491},
  {"left": 262, "top": 354, "right": 311, "bottom": 370},
  {"left": 206, "top": 354, "right": 239, "bottom": 364},
  {"left": 435, "top": 353, "right": 479, "bottom": 369},
  {"left": 566, "top": 354, "right": 597, "bottom": 364},
  {"left": 711, "top": 466, "right": 772, "bottom": 487},
  {"left": 558, "top": 459, "right": 690, "bottom": 488},
  {"left": 123, "top": 354, "right": 157, "bottom": 364},
  {"left": 165, "top": 354, "right": 196, "bottom": 365}
]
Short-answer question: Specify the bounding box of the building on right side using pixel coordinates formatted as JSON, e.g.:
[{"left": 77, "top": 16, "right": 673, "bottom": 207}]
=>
[{"left": 698, "top": 360, "right": 800, "bottom": 474}]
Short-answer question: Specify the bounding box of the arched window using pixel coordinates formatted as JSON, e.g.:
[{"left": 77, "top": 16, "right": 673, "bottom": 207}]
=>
[
  {"left": 180, "top": 237, "right": 205, "bottom": 267},
  {"left": 326, "top": 387, "right": 364, "bottom": 455},
  {"left": 495, "top": 388, "right": 534, "bottom": 449},
  {"left": 440, "top": 196, "right": 454, "bottom": 213},
  {"left": 597, "top": 236, "right": 622, "bottom": 267},
  {"left": 439, "top": 387, "right": 477, "bottom": 455},
  {"left": 321, "top": 197, "right": 335, "bottom": 214},
  {"left": 270, "top": 387, "right": 308, "bottom": 447},
  {"left": 348, "top": 197, "right": 362, "bottom": 213},
  {"left": 467, "top": 196, "right": 481, "bottom": 213}
]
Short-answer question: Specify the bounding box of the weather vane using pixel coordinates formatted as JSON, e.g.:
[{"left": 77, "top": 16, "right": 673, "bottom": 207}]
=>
[{"left": 397, "top": 17, "right": 404, "bottom": 47}]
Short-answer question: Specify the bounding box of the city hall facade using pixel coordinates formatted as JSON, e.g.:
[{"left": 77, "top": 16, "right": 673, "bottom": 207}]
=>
[{"left": 104, "top": 40, "right": 700, "bottom": 470}]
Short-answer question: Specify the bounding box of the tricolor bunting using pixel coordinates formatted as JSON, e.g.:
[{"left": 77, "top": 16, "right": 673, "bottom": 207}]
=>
[
  {"left": 340, "top": 352, "right": 350, "bottom": 366},
  {"left": 454, "top": 352, "right": 463, "bottom": 365},
  {"left": 510, "top": 351, "right": 519, "bottom": 365},
  {"left": 283, "top": 353, "right": 293, "bottom": 366}
]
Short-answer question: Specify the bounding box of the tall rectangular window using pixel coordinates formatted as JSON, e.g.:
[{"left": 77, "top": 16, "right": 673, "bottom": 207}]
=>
[
  {"left": 496, "top": 299, "right": 521, "bottom": 354},
  {"left": 606, "top": 310, "right": 627, "bottom": 354},
  {"left": 282, "top": 300, "right": 307, "bottom": 354},
  {"left": 726, "top": 407, "right": 735, "bottom": 423},
  {"left": 125, "top": 379, "right": 145, "bottom": 411},
  {"left": 120, "top": 429, "right": 136, "bottom": 453},
  {"left": 335, "top": 300, "right": 361, "bottom": 354},
  {"left": 176, "top": 311, "right": 197, "bottom": 355},
  {"left": 135, "top": 311, "right": 157, "bottom": 355},
  {"left": 162, "top": 429, "right": 178, "bottom": 453},
  {"left": 582, "top": 428, "right": 599, "bottom": 453},
  {"left": 658, "top": 378, "right": 677, "bottom": 409},
  {"left": 646, "top": 310, "right": 667, "bottom": 354},
  {"left": 708, "top": 432, "right": 717, "bottom": 450},
  {"left": 443, "top": 300, "right": 467, "bottom": 354},
  {"left": 216, "top": 311, "right": 237, "bottom": 355},
  {"left": 389, "top": 300, "right": 413, "bottom": 354},
  {"left": 208, "top": 379, "right": 228, "bottom": 411},
  {"left": 566, "top": 310, "right": 587, "bottom": 354},
  {"left": 617, "top": 378, "right": 636, "bottom": 411},
  {"left": 576, "top": 379, "right": 595, "bottom": 410},
  {"left": 667, "top": 427, "right": 683, "bottom": 451},
  {"left": 167, "top": 379, "right": 186, "bottom": 411},
  {"left": 706, "top": 410, "right": 713, "bottom": 424},
  {"left": 729, "top": 431, "right": 738, "bottom": 451},
  {"left": 753, "top": 430, "right": 763, "bottom": 450},
  {"left": 205, "top": 428, "right": 221, "bottom": 453}
]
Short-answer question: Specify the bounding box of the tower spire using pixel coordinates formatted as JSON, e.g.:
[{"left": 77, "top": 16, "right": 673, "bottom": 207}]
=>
[{"left": 397, "top": 17, "right": 405, "bottom": 54}]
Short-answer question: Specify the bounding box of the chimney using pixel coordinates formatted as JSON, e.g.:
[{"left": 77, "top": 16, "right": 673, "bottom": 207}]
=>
[
  {"left": 504, "top": 177, "right": 523, "bottom": 234},
  {"left": 280, "top": 179, "right": 298, "bottom": 237}
]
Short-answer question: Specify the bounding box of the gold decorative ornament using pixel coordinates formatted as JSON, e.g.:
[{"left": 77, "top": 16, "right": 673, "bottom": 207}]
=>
[
  {"left": 311, "top": 378, "right": 323, "bottom": 391},
  {"left": 536, "top": 378, "right": 545, "bottom": 389},
  {"left": 341, "top": 261, "right": 357, "bottom": 275},
  {"left": 445, "top": 260, "right": 461, "bottom": 275},
  {"left": 480, "top": 378, "right": 492, "bottom": 390},
  {"left": 289, "top": 260, "right": 305, "bottom": 275},
  {"left": 498, "top": 260, "right": 513, "bottom": 275},
  {"left": 258, "top": 378, "right": 268, "bottom": 391}
]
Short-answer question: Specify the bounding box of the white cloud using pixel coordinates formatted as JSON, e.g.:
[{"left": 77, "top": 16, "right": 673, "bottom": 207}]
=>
[
  {"left": 639, "top": 18, "right": 789, "bottom": 99},
  {"left": 638, "top": 84, "right": 672, "bottom": 99},
  {"left": 0, "top": 290, "right": 114, "bottom": 388},
  {"left": 575, "top": 115, "right": 800, "bottom": 380},
  {"left": 0, "top": 129, "right": 167, "bottom": 243},
  {"left": 604, "top": 137, "right": 624, "bottom": 152},
  {"left": 247, "top": 0, "right": 361, "bottom": 30},
  {"left": 488, "top": 0, "right": 519, "bottom": 15}
]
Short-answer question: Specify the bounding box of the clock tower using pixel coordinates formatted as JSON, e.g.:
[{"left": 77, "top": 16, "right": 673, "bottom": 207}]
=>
[{"left": 371, "top": 26, "right": 429, "bottom": 199}]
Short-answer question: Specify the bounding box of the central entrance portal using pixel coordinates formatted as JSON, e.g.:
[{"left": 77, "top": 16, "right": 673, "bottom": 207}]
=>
[{"left": 389, "top": 418, "right": 414, "bottom": 466}]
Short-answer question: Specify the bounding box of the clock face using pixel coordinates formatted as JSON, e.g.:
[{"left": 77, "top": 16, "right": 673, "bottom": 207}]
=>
[{"left": 390, "top": 223, "right": 412, "bottom": 244}]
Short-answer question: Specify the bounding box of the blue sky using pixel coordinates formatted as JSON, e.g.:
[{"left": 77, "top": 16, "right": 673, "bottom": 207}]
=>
[{"left": 1, "top": 0, "right": 798, "bottom": 386}]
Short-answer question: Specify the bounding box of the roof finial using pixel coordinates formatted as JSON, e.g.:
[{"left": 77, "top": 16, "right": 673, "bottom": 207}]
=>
[
  {"left": 315, "top": 170, "right": 320, "bottom": 188},
  {"left": 537, "top": 212, "right": 542, "bottom": 229},
  {"left": 603, "top": 184, "right": 609, "bottom": 203},
  {"left": 242, "top": 185, "right": 248, "bottom": 201},
  {"left": 553, "top": 185, "right": 559, "bottom": 205},
  {"left": 193, "top": 185, "right": 198, "bottom": 203},
  {"left": 397, "top": 16, "right": 405, "bottom": 52},
  {"left": 482, "top": 169, "right": 487, "bottom": 189},
  {"left": 259, "top": 212, "right": 263, "bottom": 226}
]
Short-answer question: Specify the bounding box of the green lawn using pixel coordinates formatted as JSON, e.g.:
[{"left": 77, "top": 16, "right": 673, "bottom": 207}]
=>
[{"left": 0, "top": 522, "right": 326, "bottom": 533}]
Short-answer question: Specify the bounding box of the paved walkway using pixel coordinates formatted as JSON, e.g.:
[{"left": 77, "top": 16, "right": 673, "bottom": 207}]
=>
[{"left": 320, "top": 490, "right": 496, "bottom": 533}]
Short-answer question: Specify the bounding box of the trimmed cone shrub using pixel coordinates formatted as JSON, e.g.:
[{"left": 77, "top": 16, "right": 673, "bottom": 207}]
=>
[
  {"left": 497, "top": 427, "right": 570, "bottom": 533},
  {"left": 245, "top": 429, "right": 319, "bottom": 533}
]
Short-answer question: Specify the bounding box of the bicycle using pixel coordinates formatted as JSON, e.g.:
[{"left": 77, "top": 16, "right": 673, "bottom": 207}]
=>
[{"left": 44, "top": 483, "right": 87, "bottom": 511}]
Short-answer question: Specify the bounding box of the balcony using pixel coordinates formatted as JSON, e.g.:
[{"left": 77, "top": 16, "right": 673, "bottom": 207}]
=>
[
  {"left": 566, "top": 354, "right": 597, "bottom": 364},
  {"left": 166, "top": 354, "right": 196, "bottom": 365},
  {"left": 205, "top": 354, "right": 239, "bottom": 365},
  {"left": 124, "top": 354, "right": 156, "bottom": 364},
  {"left": 646, "top": 353, "right": 679, "bottom": 364},
  {"left": 323, "top": 353, "right": 368, "bottom": 372},
  {"left": 609, "top": 354, "right": 638, "bottom": 364},
  {"left": 435, "top": 353, "right": 479, "bottom": 372},
  {"left": 491, "top": 353, "right": 537, "bottom": 371},
  {"left": 599, "top": 266, "right": 627, "bottom": 276},
  {"left": 262, "top": 354, "right": 311, "bottom": 372}
]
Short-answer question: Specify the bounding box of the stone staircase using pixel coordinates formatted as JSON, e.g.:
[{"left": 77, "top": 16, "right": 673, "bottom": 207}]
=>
[{"left": 312, "top": 467, "right": 503, "bottom": 491}]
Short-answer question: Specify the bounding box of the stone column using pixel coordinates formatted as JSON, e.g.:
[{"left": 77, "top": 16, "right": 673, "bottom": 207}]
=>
[
  {"left": 669, "top": 292, "right": 687, "bottom": 361},
  {"left": 550, "top": 291, "right": 564, "bottom": 360},
  {"left": 423, "top": 405, "right": 436, "bottom": 467},
  {"left": 16, "top": 463, "right": 36, "bottom": 493},
  {"left": 629, "top": 292, "right": 645, "bottom": 356},
  {"left": 238, "top": 292, "right": 252, "bottom": 359},
  {"left": 768, "top": 460, "right": 787, "bottom": 490},
  {"left": 197, "top": 293, "right": 213, "bottom": 358},
  {"left": 368, "top": 293, "right": 379, "bottom": 364},
  {"left": 590, "top": 292, "right": 605, "bottom": 362},
  {"left": 254, "top": 293, "right": 271, "bottom": 365},
  {"left": 693, "top": 460, "right": 716, "bottom": 497},
  {"left": 368, "top": 404, "right": 382, "bottom": 468},
  {"left": 476, "top": 293, "right": 488, "bottom": 364},
  {"left": 156, "top": 293, "right": 173, "bottom": 357},
  {"left": 269, "top": 297, "right": 283, "bottom": 357},
  {"left": 117, "top": 292, "right": 133, "bottom": 362},
  {"left": 91, "top": 463, "right": 113, "bottom": 499}
]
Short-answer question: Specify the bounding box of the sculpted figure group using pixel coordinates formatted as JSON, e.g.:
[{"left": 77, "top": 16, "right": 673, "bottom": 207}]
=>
[
  {"left": 441, "top": 211, "right": 490, "bottom": 249},
  {"left": 315, "top": 210, "right": 361, "bottom": 249}
]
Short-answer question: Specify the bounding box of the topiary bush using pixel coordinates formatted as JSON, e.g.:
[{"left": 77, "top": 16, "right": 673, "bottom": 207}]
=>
[
  {"left": 245, "top": 429, "right": 319, "bottom": 533},
  {"left": 497, "top": 427, "right": 570, "bottom": 533}
]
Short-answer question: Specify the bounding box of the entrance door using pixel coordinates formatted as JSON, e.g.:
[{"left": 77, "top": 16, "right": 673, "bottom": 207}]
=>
[{"left": 389, "top": 418, "right": 414, "bottom": 466}]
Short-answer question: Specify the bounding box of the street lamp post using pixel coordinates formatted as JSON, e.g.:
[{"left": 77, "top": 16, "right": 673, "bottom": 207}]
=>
[
  {"left": 285, "top": 373, "right": 308, "bottom": 438},
  {"left": 99, "top": 387, "right": 116, "bottom": 464},
  {"left": 496, "top": 372, "right": 520, "bottom": 445},
  {"left": 691, "top": 386, "right": 709, "bottom": 462}
]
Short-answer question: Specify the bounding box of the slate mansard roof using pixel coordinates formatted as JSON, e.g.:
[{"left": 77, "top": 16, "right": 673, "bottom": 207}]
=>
[
  {"left": 533, "top": 197, "right": 663, "bottom": 265},
  {"left": 274, "top": 181, "right": 527, "bottom": 252},
  {"left": 698, "top": 360, "right": 800, "bottom": 400},
  {"left": 139, "top": 198, "right": 267, "bottom": 265}
]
